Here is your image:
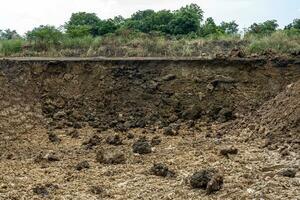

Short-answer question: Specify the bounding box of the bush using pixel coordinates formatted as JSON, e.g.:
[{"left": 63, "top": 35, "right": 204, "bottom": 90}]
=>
[{"left": 26, "top": 25, "right": 63, "bottom": 50}]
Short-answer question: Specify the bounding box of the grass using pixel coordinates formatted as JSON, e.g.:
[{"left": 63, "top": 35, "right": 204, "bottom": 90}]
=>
[
  {"left": 246, "top": 30, "right": 300, "bottom": 55},
  {"left": 0, "top": 30, "right": 299, "bottom": 57},
  {"left": 0, "top": 39, "right": 24, "bottom": 56}
]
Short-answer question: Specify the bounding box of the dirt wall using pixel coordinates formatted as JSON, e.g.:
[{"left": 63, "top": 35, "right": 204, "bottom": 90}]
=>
[{"left": 0, "top": 58, "right": 299, "bottom": 134}]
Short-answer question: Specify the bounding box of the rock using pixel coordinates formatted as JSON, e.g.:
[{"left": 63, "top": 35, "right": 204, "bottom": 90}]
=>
[
  {"left": 132, "top": 139, "right": 152, "bottom": 154},
  {"left": 96, "top": 149, "right": 126, "bottom": 164},
  {"left": 48, "top": 132, "right": 61, "bottom": 143},
  {"left": 190, "top": 168, "right": 223, "bottom": 194},
  {"left": 279, "top": 169, "right": 297, "bottom": 178},
  {"left": 150, "top": 163, "right": 175, "bottom": 177},
  {"left": 106, "top": 135, "right": 123, "bottom": 146},
  {"left": 75, "top": 161, "right": 90, "bottom": 171},
  {"left": 161, "top": 74, "right": 176, "bottom": 81},
  {"left": 220, "top": 147, "right": 238, "bottom": 157},
  {"left": 82, "top": 135, "right": 101, "bottom": 149},
  {"left": 151, "top": 136, "right": 161, "bottom": 146}
]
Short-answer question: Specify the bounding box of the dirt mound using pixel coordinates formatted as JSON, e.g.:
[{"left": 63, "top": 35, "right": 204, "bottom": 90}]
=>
[{"left": 254, "top": 80, "right": 300, "bottom": 149}]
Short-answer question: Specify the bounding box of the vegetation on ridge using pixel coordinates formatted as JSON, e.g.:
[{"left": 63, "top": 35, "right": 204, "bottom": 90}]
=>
[{"left": 0, "top": 4, "right": 299, "bottom": 57}]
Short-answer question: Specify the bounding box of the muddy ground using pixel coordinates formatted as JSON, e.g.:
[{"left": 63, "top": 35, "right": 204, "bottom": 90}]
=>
[{"left": 0, "top": 58, "right": 299, "bottom": 199}]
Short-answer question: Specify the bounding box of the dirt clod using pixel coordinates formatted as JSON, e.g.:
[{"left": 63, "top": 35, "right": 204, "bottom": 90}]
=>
[
  {"left": 279, "top": 169, "right": 297, "bottom": 178},
  {"left": 220, "top": 147, "right": 238, "bottom": 157},
  {"left": 75, "top": 161, "right": 90, "bottom": 171},
  {"left": 96, "top": 149, "right": 126, "bottom": 164},
  {"left": 132, "top": 139, "right": 152, "bottom": 154},
  {"left": 206, "top": 173, "right": 224, "bottom": 194},
  {"left": 163, "top": 126, "right": 178, "bottom": 136},
  {"left": 127, "top": 132, "right": 134, "bottom": 139},
  {"left": 90, "top": 185, "right": 105, "bottom": 195},
  {"left": 48, "top": 132, "right": 61, "bottom": 143},
  {"left": 32, "top": 185, "right": 49, "bottom": 196},
  {"left": 190, "top": 169, "right": 216, "bottom": 189},
  {"left": 67, "top": 129, "right": 79, "bottom": 138},
  {"left": 150, "top": 163, "right": 175, "bottom": 177},
  {"left": 151, "top": 136, "right": 161, "bottom": 146},
  {"left": 82, "top": 135, "right": 101, "bottom": 149},
  {"left": 190, "top": 169, "right": 223, "bottom": 194},
  {"left": 106, "top": 134, "right": 123, "bottom": 145}
]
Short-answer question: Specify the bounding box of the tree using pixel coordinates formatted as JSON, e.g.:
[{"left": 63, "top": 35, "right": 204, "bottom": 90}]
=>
[
  {"left": 247, "top": 20, "right": 278, "bottom": 35},
  {"left": 65, "top": 12, "right": 100, "bottom": 36},
  {"left": 199, "top": 17, "right": 219, "bottom": 37},
  {"left": 220, "top": 21, "right": 239, "bottom": 34},
  {"left": 66, "top": 25, "right": 92, "bottom": 38},
  {"left": 0, "top": 29, "right": 20, "bottom": 40},
  {"left": 168, "top": 4, "right": 203, "bottom": 35},
  {"left": 98, "top": 19, "right": 118, "bottom": 35},
  {"left": 26, "top": 25, "right": 63, "bottom": 49},
  {"left": 285, "top": 19, "right": 300, "bottom": 30},
  {"left": 131, "top": 10, "right": 155, "bottom": 20}
]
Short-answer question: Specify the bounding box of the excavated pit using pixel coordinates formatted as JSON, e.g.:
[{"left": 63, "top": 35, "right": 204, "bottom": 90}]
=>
[{"left": 0, "top": 57, "right": 299, "bottom": 199}]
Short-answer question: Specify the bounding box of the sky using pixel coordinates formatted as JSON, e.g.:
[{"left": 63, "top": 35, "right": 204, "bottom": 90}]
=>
[{"left": 0, "top": 0, "right": 299, "bottom": 35}]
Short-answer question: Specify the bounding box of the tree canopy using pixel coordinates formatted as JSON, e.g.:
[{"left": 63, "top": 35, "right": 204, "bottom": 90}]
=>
[
  {"left": 1, "top": 4, "right": 298, "bottom": 41},
  {"left": 246, "top": 20, "right": 279, "bottom": 35}
]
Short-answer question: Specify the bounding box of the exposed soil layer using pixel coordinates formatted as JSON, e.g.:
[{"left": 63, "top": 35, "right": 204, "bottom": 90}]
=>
[{"left": 0, "top": 57, "right": 299, "bottom": 199}]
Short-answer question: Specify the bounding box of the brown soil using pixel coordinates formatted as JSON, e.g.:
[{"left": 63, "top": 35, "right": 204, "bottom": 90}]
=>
[{"left": 0, "top": 57, "right": 299, "bottom": 199}]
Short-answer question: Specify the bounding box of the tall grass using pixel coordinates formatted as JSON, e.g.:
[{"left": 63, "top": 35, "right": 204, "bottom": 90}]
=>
[
  {"left": 246, "top": 30, "right": 300, "bottom": 55},
  {"left": 0, "top": 39, "right": 24, "bottom": 56},
  {"left": 0, "top": 30, "right": 299, "bottom": 57}
]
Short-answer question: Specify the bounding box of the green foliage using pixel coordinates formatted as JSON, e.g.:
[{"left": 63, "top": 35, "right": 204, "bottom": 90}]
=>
[
  {"left": 220, "top": 21, "right": 239, "bottom": 34},
  {"left": 60, "top": 35, "right": 94, "bottom": 49},
  {"left": 168, "top": 4, "right": 203, "bottom": 35},
  {"left": 131, "top": 10, "right": 155, "bottom": 20},
  {"left": 98, "top": 19, "right": 119, "bottom": 35},
  {"left": 65, "top": 12, "right": 100, "bottom": 36},
  {"left": 199, "top": 17, "right": 220, "bottom": 37},
  {"left": 26, "top": 25, "right": 63, "bottom": 50},
  {"left": 1, "top": 3, "right": 300, "bottom": 57},
  {"left": 0, "top": 39, "right": 24, "bottom": 56},
  {"left": 246, "top": 20, "right": 278, "bottom": 35},
  {"left": 66, "top": 25, "right": 92, "bottom": 38},
  {"left": 285, "top": 18, "right": 300, "bottom": 30}
]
